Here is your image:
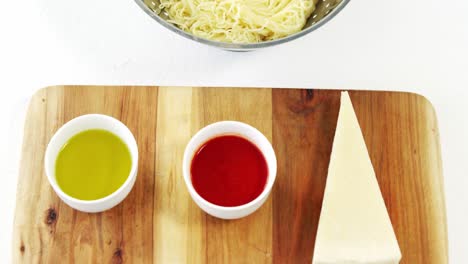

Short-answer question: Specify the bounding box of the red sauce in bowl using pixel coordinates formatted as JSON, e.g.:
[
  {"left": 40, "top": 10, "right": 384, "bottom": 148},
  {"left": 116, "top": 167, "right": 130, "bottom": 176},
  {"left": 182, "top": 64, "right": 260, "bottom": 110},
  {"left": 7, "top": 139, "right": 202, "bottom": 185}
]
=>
[{"left": 190, "top": 135, "right": 268, "bottom": 207}]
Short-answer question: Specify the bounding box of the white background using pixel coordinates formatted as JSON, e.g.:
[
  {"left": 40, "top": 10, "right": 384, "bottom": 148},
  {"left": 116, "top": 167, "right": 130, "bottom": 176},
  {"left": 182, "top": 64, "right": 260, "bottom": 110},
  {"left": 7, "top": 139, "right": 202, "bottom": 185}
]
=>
[{"left": 1, "top": 0, "right": 467, "bottom": 262}]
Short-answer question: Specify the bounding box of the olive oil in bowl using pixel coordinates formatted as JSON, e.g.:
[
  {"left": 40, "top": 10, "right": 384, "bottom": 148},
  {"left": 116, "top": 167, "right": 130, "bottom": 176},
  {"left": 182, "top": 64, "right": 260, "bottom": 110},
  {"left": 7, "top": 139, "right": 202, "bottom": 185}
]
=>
[{"left": 55, "top": 129, "right": 132, "bottom": 200}]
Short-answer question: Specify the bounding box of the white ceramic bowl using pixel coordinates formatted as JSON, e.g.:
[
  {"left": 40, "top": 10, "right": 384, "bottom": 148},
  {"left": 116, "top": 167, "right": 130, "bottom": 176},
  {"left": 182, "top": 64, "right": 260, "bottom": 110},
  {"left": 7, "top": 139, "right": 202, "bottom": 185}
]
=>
[
  {"left": 44, "top": 114, "right": 138, "bottom": 213},
  {"left": 183, "top": 121, "right": 277, "bottom": 219}
]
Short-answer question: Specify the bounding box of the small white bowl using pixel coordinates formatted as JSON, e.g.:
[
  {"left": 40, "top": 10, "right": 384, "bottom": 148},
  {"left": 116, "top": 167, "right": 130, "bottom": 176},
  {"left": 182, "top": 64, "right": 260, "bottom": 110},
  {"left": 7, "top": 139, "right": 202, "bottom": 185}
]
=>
[
  {"left": 183, "top": 121, "right": 277, "bottom": 219},
  {"left": 44, "top": 114, "right": 138, "bottom": 213}
]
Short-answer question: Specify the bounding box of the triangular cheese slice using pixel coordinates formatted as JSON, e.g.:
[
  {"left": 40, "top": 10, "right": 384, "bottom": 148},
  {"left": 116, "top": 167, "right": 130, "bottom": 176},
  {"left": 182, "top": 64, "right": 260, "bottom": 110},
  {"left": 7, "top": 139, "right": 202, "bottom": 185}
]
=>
[{"left": 312, "top": 92, "right": 401, "bottom": 264}]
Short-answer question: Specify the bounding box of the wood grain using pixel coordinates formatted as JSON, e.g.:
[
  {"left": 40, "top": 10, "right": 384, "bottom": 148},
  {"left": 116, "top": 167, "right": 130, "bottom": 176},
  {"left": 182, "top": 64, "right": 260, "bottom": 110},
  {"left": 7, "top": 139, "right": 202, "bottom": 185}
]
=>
[
  {"left": 153, "top": 87, "right": 206, "bottom": 263},
  {"left": 12, "top": 86, "right": 448, "bottom": 264},
  {"left": 13, "top": 86, "right": 158, "bottom": 263},
  {"left": 272, "top": 89, "right": 340, "bottom": 263},
  {"left": 349, "top": 91, "right": 448, "bottom": 263},
  {"left": 197, "top": 88, "right": 273, "bottom": 263}
]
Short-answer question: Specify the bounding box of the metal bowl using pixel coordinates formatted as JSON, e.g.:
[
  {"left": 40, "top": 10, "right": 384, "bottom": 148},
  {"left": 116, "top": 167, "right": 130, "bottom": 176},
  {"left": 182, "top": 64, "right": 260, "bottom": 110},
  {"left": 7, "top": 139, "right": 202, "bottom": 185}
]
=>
[{"left": 135, "top": 0, "right": 350, "bottom": 51}]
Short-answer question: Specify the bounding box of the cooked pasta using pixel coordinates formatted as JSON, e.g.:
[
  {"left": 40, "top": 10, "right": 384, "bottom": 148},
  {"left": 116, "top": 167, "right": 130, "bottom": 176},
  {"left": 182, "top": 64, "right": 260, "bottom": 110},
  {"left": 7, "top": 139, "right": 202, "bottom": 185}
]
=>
[{"left": 156, "top": 0, "right": 318, "bottom": 43}]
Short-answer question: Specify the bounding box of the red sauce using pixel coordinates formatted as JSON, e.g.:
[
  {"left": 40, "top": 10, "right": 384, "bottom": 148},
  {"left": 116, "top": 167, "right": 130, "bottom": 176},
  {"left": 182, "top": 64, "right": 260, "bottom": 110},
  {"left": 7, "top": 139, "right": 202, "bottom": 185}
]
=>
[{"left": 190, "top": 135, "right": 268, "bottom": 207}]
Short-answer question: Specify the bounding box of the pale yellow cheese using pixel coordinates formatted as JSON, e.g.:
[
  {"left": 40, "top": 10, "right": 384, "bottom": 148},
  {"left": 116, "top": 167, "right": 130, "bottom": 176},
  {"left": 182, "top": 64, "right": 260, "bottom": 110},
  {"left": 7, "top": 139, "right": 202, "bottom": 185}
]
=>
[{"left": 312, "top": 92, "right": 401, "bottom": 264}]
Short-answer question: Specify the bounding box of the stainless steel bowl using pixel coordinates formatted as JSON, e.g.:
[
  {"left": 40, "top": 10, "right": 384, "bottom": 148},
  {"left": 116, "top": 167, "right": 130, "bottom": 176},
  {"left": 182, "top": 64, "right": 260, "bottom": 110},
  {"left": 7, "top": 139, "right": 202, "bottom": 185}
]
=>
[{"left": 135, "top": 0, "right": 350, "bottom": 51}]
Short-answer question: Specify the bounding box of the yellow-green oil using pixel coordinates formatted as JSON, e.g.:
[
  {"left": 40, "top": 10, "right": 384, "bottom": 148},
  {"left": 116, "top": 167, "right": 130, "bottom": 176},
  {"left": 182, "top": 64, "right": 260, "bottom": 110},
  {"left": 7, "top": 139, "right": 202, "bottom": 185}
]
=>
[{"left": 55, "top": 129, "right": 132, "bottom": 200}]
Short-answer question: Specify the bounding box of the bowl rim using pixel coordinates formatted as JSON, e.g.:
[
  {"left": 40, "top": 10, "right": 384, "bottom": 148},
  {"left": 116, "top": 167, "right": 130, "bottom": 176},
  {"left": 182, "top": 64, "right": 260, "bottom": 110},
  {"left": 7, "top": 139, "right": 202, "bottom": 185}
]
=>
[
  {"left": 182, "top": 121, "right": 277, "bottom": 212},
  {"left": 44, "top": 114, "right": 139, "bottom": 206},
  {"left": 134, "top": 0, "right": 351, "bottom": 50}
]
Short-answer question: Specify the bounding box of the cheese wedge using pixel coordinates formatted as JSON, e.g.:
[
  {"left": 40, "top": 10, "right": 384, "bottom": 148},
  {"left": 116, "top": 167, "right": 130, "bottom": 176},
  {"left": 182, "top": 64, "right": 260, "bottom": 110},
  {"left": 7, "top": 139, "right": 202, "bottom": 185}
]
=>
[{"left": 312, "top": 92, "right": 401, "bottom": 264}]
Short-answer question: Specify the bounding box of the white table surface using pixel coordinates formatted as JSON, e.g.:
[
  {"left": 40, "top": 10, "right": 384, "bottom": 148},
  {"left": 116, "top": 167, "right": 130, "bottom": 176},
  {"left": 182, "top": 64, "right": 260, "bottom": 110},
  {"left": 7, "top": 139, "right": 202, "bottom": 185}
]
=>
[{"left": 1, "top": 0, "right": 467, "bottom": 262}]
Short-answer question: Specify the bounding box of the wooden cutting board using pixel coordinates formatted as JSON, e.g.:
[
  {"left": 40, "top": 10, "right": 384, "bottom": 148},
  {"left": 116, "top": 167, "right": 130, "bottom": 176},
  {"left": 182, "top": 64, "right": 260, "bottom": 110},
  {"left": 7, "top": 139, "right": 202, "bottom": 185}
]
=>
[{"left": 12, "top": 86, "right": 448, "bottom": 263}]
